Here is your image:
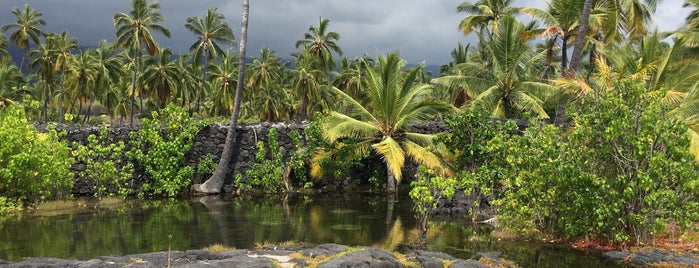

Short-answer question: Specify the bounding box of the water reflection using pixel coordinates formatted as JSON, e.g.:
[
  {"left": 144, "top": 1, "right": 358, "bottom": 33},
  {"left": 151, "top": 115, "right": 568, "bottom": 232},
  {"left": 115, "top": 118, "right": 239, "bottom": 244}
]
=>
[{"left": 0, "top": 193, "right": 625, "bottom": 268}]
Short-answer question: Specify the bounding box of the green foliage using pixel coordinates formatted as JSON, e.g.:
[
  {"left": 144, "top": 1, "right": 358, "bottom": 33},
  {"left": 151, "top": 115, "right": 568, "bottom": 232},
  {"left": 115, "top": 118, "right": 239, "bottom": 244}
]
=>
[
  {"left": 0, "top": 106, "right": 74, "bottom": 207},
  {"left": 195, "top": 153, "right": 217, "bottom": 179},
  {"left": 128, "top": 104, "right": 198, "bottom": 197},
  {"left": 72, "top": 124, "right": 134, "bottom": 199},
  {"left": 288, "top": 130, "right": 311, "bottom": 187},
  {"left": 409, "top": 165, "right": 457, "bottom": 215},
  {"left": 307, "top": 113, "right": 366, "bottom": 182},
  {"left": 242, "top": 128, "right": 286, "bottom": 192},
  {"left": 459, "top": 80, "right": 699, "bottom": 244}
]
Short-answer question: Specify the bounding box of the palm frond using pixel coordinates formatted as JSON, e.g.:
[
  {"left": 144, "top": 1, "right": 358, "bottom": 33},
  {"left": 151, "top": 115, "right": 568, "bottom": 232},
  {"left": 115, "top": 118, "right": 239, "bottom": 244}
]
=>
[{"left": 372, "top": 136, "right": 405, "bottom": 182}]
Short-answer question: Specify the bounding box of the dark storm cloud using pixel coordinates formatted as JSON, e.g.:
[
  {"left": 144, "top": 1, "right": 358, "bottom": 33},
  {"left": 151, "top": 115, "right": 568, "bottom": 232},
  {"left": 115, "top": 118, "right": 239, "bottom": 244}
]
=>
[{"left": 0, "top": 0, "right": 692, "bottom": 65}]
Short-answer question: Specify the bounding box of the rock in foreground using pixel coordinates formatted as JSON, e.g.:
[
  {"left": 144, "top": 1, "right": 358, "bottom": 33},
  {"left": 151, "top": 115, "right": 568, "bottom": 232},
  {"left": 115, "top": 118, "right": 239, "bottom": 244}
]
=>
[{"left": 0, "top": 244, "right": 518, "bottom": 268}]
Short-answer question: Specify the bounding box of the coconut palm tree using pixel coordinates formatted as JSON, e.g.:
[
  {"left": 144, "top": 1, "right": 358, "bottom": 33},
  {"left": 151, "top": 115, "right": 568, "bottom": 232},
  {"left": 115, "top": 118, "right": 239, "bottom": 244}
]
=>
[
  {"left": 93, "top": 40, "right": 125, "bottom": 116},
  {"left": 0, "top": 34, "right": 10, "bottom": 64},
  {"left": 313, "top": 52, "right": 455, "bottom": 193},
  {"left": 28, "top": 40, "right": 55, "bottom": 121},
  {"left": 457, "top": 0, "right": 522, "bottom": 36},
  {"left": 51, "top": 31, "right": 79, "bottom": 122},
  {"left": 674, "top": 0, "right": 699, "bottom": 47},
  {"left": 142, "top": 48, "right": 181, "bottom": 111},
  {"left": 246, "top": 46, "right": 284, "bottom": 102},
  {"left": 113, "top": 0, "right": 171, "bottom": 125},
  {"left": 434, "top": 16, "right": 557, "bottom": 119},
  {"left": 65, "top": 49, "right": 100, "bottom": 122},
  {"left": 207, "top": 50, "right": 238, "bottom": 116},
  {"left": 0, "top": 62, "right": 27, "bottom": 106},
  {"left": 2, "top": 3, "right": 46, "bottom": 71},
  {"left": 199, "top": 0, "right": 249, "bottom": 194},
  {"left": 334, "top": 56, "right": 373, "bottom": 108},
  {"left": 292, "top": 51, "right": 324, "bottom": 121},
  {"left": 185, "top": 7, "right": 236, "bottom": 115},
  {"left": 295, "top": 17, "right": 342, "bottom": 72}
]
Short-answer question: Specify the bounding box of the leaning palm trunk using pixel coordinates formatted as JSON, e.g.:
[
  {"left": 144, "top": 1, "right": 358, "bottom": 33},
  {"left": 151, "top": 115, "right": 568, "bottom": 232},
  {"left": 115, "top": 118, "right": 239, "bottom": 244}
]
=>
[{"left": 198, "top": 0, "right": 249, "bottom": 193}]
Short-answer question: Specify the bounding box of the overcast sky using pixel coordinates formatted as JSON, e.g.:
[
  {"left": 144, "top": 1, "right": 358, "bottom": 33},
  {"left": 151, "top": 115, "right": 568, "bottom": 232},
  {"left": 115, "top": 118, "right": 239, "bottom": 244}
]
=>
[{"left": 0, "top": 0, "right": 692, "bottom": 65}]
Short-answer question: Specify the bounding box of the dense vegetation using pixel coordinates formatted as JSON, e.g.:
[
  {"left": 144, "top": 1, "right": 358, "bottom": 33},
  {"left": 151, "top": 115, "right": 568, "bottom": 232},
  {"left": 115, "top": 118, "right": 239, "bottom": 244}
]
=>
[{"left": 0, "top": 0, "right": 698, "bottom": 245}]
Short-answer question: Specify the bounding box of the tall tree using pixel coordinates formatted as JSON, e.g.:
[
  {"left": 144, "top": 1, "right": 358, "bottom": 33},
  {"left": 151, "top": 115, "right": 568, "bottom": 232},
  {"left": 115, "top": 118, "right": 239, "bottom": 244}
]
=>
[
  {"left": 28, "top": 40, "right": 55, "bottom": 121},
  {"left": 113, "top": 0, "right": 171, "bottom": 125},
  {"left": 457, "top": 0, "right": 522, "bottom": 36},
  {"left": 142, "top": 48, "right": 181, "bottom": 111},
  {"left": 198, "top": 0, "right": 250, "bottom": 193},
  {"left": 2, "top": 3, "right": 46, "bottom": 70},
  {"left": 65, "top": 49, "right": 99, "bottom": 122},
  {"left": 434, "top": 16, "right": 557, "bottom": 119},
  {"left": 312, "top": 52, "right": 454, "bottom": 194},
  {"left": 294, "top": 17, "right": 343, "bottom": 72},
  {"left": 93, "top": 40, "right": 125, "bottom": 119},
  {"left": 0, "top": 34, "right": 10, "bottom": 64},
  {"left": 52, "top": 31, "right": 79, "bottom": 123},
  {"left": 207, "top": 50, "right": 238, "bottom": 116},
  {"left": 185, "top": 7, "right": 236, "bottom": 115},
  {"left": 0, "top": 61, "right": 27, "bottom": 106}
]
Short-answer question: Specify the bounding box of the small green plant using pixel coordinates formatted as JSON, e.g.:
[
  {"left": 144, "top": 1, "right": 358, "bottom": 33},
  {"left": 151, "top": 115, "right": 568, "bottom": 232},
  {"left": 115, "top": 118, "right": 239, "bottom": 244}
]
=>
[
  {"left": 73, "top": 124, "right": 134, "bottom": 199},
  {"left": 195, "top": 153, "right": 217, "bottom": 183},
  {"left": 409, "top": 165, "right": 456, "bottom": 246},
  {"left": 128, "top": 104, "right": 199, "bottom": 197},
  {"left": 243, "top": 128, "right": 285, "bottom": 192}
]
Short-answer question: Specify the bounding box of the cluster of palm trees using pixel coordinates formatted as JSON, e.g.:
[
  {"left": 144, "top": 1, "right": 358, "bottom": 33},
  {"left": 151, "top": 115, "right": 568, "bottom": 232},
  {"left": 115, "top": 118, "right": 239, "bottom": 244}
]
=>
[{"left": 432, "top": 0, "right": 699, "bottom": 158}]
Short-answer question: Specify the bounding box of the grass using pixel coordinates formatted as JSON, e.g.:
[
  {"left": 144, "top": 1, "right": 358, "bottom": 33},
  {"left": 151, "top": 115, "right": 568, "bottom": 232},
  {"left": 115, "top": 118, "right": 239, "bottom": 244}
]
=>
[{"left": 204, "top": 243, "right": 236, "bottom": 253}]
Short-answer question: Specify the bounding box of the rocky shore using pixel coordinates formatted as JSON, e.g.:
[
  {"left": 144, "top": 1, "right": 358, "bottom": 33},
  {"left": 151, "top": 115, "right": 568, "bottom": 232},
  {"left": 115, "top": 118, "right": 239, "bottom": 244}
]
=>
[{"left": 0, "top": 243, "right": 518, "bottom": 268}]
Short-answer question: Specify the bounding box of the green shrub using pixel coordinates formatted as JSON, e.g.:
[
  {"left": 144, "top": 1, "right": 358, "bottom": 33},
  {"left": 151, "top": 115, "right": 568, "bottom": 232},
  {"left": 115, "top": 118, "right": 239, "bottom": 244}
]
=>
[
  {"left": 72, "top": 124, "right": 134, "bottom": 199},
  {"left": 128, "top": 104, "right": 199, "bottom": 197},
  {"left": 0, "top": 106, "right": 74, "bottom": 207},
  {"left": 452, "top": 81, "right": 699, "bottom": 244},
  {"left": 241, "top": 128, "right": 286, "bottom": 192}
]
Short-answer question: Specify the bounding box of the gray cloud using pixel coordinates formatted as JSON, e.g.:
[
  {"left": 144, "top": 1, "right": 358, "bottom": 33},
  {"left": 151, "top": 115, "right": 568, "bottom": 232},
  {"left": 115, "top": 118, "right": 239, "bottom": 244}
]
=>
[{"left": 0, "top": 0, "right": 692, "bottom": 65}]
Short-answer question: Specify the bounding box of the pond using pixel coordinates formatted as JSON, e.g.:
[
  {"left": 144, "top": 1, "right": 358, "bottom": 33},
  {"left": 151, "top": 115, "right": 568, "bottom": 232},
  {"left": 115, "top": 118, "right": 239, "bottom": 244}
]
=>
[{"left": 0, "top": 193, "right": 625, "bottom": 267}]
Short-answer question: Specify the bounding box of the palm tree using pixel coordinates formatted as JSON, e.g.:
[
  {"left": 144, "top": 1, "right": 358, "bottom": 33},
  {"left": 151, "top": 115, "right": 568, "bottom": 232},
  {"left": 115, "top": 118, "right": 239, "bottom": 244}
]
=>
[
  {"left": 292, "top": 51, "right": 324, "bottom": 121},
  {"left": 2, "top": 3, "right": 46, "bottom": 70},
  {"left": 434, "top": 16, "right": 557, "bottom": 119},
  {"left": 185, "top": 7, "right": 236, "bottom": 115},
  {"left": 674, "top": 0, "right": 699, "bottom": 47},
  {"left": 435, "top": 43, "right": 472, "bottom": 107},
  {"left": 28, "top": 40, "right": 55, "bottom": 121},
  {"left": 199, "top": 0, "right": 250, "bottom": 194},
  {"left": 93, "top": 40, "right": 125, "bottom": 117},
  {"left": 313, "top": 52, "right": 455, "bottom": 193},
  {"left": 246, "top": 47, "right": 283, "bottom": 97},
  {"left": 113, "top": 0, "right": 171, "bottom": 125},
  {"left": 65, "top": 49, "right": 99, "bottom": 122},
  {"left": 295, "top": 17, "right": 343, "bottom": 72},
  {"left": 0, "top": 62, "right": 27, "bottom": 106},
  {"left": 207, "top": 50, "right": 238, "bottom": 116},
  {"left": 141, "top": 48, "right": 181, "bottom": 111},
  {"left": 0, "top": 34, "right": 10, "bottom": 64},
  {"left": 334, "top": 56, "right": 371, "bottom": 107},
  {"left": 457, "top": 0, "right": 522, "bottom": 36},
  {"left": 51, "top": 31, "right": 79, "bottom": 122}
]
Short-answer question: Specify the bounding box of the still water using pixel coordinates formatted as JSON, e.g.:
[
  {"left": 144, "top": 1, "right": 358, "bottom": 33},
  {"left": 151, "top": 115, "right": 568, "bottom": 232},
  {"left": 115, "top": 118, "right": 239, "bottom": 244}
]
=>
[{"left": 0, "top": 193, "right": 625, "bottom": 267}]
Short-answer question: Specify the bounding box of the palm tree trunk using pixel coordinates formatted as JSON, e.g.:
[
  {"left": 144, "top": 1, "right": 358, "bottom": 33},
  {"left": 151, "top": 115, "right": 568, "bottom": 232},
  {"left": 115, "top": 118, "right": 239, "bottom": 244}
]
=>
[
  {"left": 194, "top": 49, "right": 208, "bottom": 115},
  {"left": 130, "top": 50, "right": 139, "bottom": 125},
  {"left": 386, "top": 162, "right": 396, "bottom": 194},
  {"left": 42, "top": 82, "right": 50, "bottom": 121},
  {"left": 59, "top": 65, "right": 65, "bottom": 123},
  {"left": 561, "top": 35, "right": 569, "bottom": 73},
  {"left": 198, "top": 0, "right": 249, "bottom": 193},
  {"left": 568, "top": 0, "right": 592, "bottom": 76},
  {"left": 300, "top": 86, "right": 307, "bottom": 121}
]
